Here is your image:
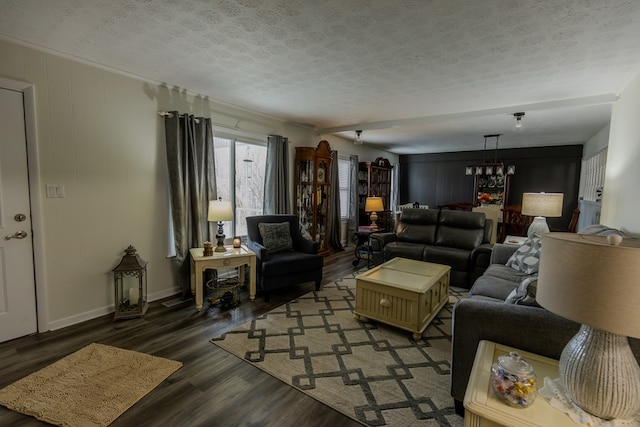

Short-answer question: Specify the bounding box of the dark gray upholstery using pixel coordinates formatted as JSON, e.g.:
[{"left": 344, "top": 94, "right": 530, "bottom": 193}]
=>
[
  {"left": 450, "top": 243, "right": 640, "bottom": 415},
  {"left": 369, "top": 208, "right": 493, "bottom": 287},
  {"left": 246, "top": 215, "right": 323, "bottom": 301}
]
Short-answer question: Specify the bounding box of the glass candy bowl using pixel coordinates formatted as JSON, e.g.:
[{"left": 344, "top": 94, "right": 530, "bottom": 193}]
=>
[{"left": 490, "top": 352, "right": 537, "bottom": 408}]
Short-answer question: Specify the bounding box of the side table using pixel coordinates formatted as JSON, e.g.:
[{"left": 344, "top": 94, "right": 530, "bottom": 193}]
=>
[
  {"left": 189, "top": 246, "right": 256, "bottom": 311},
  {"left": 503, "top": 235, "right": 528, "bottom": 246},
  {"left": 464, "top": 340, "right": 573, "bottom": 427},
  {"left": 352, "top": 227, "right": 385, "bottom": 268},
  {"left": 352, "top": 228, "right": 374, "bottom": 267}
]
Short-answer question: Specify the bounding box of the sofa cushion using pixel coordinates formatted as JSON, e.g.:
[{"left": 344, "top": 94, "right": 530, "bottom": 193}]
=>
[
  {"left": 505, "top": 275, "right": 541, "bottom": 307},
  {"left": 505, "top": 236, "right": 542, "bottom": 274},
  {"left": 258, "top": 222, "right": 293, "bottom": 253},
  {"left": 383, "top": 241, "right": 426, "bottom": 261},
  {"left": 423, "top": 246, "right": 471, "bottom": 271},
  {"left": 435, "top": 211, "right": 485, "bottom": 250},
  {"left": 469, "top": 274, "right": 521, "bottom": 300},
  {"left": 483, "top": 264, "right": 533, "bottom": 283},
  {"left": 260, "top": 251, "right": 323, "bottom": 276},
  {"left": 395, "top": 208, "right": 439, "bottom": 244}
]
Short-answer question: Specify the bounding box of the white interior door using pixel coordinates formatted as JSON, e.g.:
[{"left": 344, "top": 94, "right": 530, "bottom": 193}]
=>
[{"left": 0, "top": 87, "right": 37, "bottom": 342}]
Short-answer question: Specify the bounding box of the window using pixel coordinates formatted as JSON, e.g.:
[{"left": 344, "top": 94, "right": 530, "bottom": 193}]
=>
[
  {"left": 234, "top": 141, "right": 267, "bottom": 236},
  {"left": 581, "top": 148, "right": 607, "bottom": 202},
  {"left": 338, "top": 158, "right": 351, "bottom": 219},
  {"left": 214, "top": 137, "right": 267, "bottom": 238}
]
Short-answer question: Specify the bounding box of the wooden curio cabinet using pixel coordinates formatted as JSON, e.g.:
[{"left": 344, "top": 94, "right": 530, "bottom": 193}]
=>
[
  {"left": 358, "top": 157, "right": 393, "bottom": 230},
  {"left": 295, "top": 140, "right": 332, "bottom": 256},
  {"left": 472, "top": 163, "right": 512, "bottom": 208}
]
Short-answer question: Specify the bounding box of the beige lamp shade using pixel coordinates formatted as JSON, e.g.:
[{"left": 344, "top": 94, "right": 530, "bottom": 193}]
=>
[
  {"left": 521, "top": 192, "right": 563, "bottom": 217},
  {"left": 537, "top": 232, "right": 640, "bottom": 338},
  {"left": 207, "top": 199, "right": 233, "bottom": 222},
  {"left": 364, "top": 196, "right": 384, "bottom": 213}
]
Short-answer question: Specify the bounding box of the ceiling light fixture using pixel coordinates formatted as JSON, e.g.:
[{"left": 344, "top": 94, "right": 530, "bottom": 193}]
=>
[
  {"left": 513, "top": 112, "right": 525, "bottom": 129},
  {"left": 465, "top": 134, "right": 515, "bottom": 177},
  {"left": 354, "top": 130, "right": 364, "bottom": 145}
]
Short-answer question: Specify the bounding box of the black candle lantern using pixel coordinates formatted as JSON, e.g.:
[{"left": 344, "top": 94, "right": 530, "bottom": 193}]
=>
[{"left": 112, "top": 245, "right": 149, "bottom": 320}]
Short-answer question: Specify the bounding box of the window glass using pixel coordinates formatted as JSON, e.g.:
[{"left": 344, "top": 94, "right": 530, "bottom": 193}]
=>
[
  {"left": 338, "top": 158, "right": 351, "bottom": 219},
  {"left": 235, "top": 142, "right": 267, "bottom": 236},
  {"left": 214, "top": 137, "right": 266, "bottom": 238},
  {"left": 213, "top": 137, "right": 232, "bottom": 237}
]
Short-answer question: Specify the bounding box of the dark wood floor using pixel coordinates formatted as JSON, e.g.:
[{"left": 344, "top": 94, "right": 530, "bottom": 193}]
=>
[{"left": 0, "top": 249, "right": 368, "bottom": 427}]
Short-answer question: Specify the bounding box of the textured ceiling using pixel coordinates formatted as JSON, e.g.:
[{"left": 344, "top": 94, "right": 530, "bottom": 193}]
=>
[{"left": 1, "top": 0, "right": 640, "bottom": 154}]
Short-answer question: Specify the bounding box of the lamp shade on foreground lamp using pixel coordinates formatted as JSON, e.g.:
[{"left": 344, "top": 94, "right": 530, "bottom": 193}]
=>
[
  {"left": 208, "top": 198, "right": 233, "bottom": 252},
  {"left": 521, "top": 192, "right": 563, "bottom": 237},
  {"left": 537, "top": 233, "right": 640, "bottom": 420},
  {"left": 364, "top": 196, "right": 384, "bottom": 229}
]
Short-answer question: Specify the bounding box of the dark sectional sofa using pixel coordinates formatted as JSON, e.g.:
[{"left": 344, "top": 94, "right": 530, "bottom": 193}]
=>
[
  {"left": 369, "top": 208, "right": 493, "bottom": 287},
  {"left": 450, "top": 241, "right": 640, "bottom": 415}
]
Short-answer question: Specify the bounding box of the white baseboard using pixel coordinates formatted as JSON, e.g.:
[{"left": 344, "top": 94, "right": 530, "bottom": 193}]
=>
[{"left": 47, "top": 286, "right": 182, "bottom": 331}]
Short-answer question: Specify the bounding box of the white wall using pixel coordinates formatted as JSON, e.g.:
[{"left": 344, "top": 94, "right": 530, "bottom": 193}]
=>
[
  {"left": 0, "top": 39, "right": 323, "bottom": 330},
  {"left": 319, "top": 134, "right": 399, "bottom": 165},
  {"left": 582, "top": 124, "right": 610, "bottom": 159},
  {"left": 602, "top": 72, "right": 640, "bottom": 236}
]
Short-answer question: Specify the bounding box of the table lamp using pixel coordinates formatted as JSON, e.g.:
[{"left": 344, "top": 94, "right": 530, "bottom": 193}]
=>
[
  {"left": 208, "top": 198, "right": 233, "bottom": 252},
  {"left": 537, "top": 232, "right": 640, "bottom": 420},
  {"left": 365, "top": 196, "right": 384, "bottom": 229},
  {"left": 521, "top": 192, "right": 563, "bottom": 237}
]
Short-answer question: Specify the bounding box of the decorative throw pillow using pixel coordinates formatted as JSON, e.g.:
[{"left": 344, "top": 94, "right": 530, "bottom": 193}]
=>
[
  {"left": 505, "top": 236, "right": 542, "bottom": 274},
  {"left": 505, "top": 275, "right": 541, "bottom": 307},
  {"left": 258, "top": 222, "right": 293, "bottom": 253}
]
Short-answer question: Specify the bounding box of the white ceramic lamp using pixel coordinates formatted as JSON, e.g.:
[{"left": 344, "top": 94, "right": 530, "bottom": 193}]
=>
[
  {"left": 521, "top": 192, "right": 563, "bottom": 237},
  {"left": 537, "top": 233, "right": 640, "bottom": 420},
  {"left": 364, "top": 196, "right": 384, "bottom": 229},
  {"left": 208, "top": 198, "right": 233, "bottom": 252}
]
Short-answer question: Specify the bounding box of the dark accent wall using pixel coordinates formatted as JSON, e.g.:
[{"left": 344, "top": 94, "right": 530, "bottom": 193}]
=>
[{"left": 398, "top": 145, "right": 583, "bottom": 230}]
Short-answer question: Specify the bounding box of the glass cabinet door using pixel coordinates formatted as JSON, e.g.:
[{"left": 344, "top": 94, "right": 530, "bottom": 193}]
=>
[{"left": 295, "top": 141, "right": 332, "bottom": 255}]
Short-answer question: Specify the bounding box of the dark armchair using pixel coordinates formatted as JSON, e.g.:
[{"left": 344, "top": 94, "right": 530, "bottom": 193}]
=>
[{"left": 246, "top": 215, "right": 324, "bottom": 301}]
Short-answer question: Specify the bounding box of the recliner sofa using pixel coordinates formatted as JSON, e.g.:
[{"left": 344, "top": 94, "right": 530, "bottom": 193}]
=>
[{"left": 369, "top": 208, "right": 493, "bottom": 287}]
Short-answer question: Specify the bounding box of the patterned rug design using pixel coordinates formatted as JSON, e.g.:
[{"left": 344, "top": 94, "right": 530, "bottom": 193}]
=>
[{"left": 211, "top": 271, "right": 466, "bottom": 426}]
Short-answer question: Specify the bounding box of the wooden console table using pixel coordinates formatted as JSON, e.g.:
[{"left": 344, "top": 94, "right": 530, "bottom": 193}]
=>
[{"left": 189, "top": 246, "right": 256, "bottom": 311}]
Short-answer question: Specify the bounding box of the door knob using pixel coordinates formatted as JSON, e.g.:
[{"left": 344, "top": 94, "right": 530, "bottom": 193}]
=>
[{"left": 5, "top": 230, "right": 28, "bottom": 240}]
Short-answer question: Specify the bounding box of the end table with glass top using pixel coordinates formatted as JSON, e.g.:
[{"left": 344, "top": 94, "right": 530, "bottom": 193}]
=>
[{"left": 189, "top": 246, "right": 256, "bottom": 311}]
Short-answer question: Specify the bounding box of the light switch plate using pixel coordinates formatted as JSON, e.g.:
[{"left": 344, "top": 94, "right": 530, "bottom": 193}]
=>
[{"left": 46, "top": 184, "right": 65, "bottom": 198}]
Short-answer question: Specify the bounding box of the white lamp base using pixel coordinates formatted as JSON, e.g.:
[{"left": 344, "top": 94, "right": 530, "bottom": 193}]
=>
[
  {"left": 370, "top": 211, "right": 378, "bottom": 229},
  {"left": 559, "top": 324, "right": 640, "bottom": 420},
  {"left": 527, "top": 216, "right": 549, "bottom": 238}
]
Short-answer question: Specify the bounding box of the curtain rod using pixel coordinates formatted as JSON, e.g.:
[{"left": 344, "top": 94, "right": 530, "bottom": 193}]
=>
[
  {"left": 158, "top": 111, "right": 270, "bottom": 138},
  {"left": 158, "top": 111, "right": 201, "bottom": 123}
]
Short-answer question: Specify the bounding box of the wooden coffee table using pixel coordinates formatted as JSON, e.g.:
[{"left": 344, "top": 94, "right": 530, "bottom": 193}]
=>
[{"left": 354, "top": 257, "right": 451, "bottom": 340}]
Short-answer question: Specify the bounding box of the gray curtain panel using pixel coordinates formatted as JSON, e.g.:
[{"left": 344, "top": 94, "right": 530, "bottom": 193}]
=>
[
  {"left": 164, "top": 112, "right": 217, "bottom": 297},
  {"left": 349, "top": 155, "right": 359, "bottom": 233},
  {"left": 264, "top": 135, "right": 290, "bottom": 214},
  {"left": 327, "top": 150, "right": 344, "bottom": 251}
]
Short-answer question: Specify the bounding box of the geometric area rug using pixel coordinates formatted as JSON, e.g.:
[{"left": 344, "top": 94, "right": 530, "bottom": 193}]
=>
[
  {"left": 211, "top": 271, "right": 466, "bottom": 426},
  {"left": 0, "top": 343, "right": 183, "bottom": 427}
]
